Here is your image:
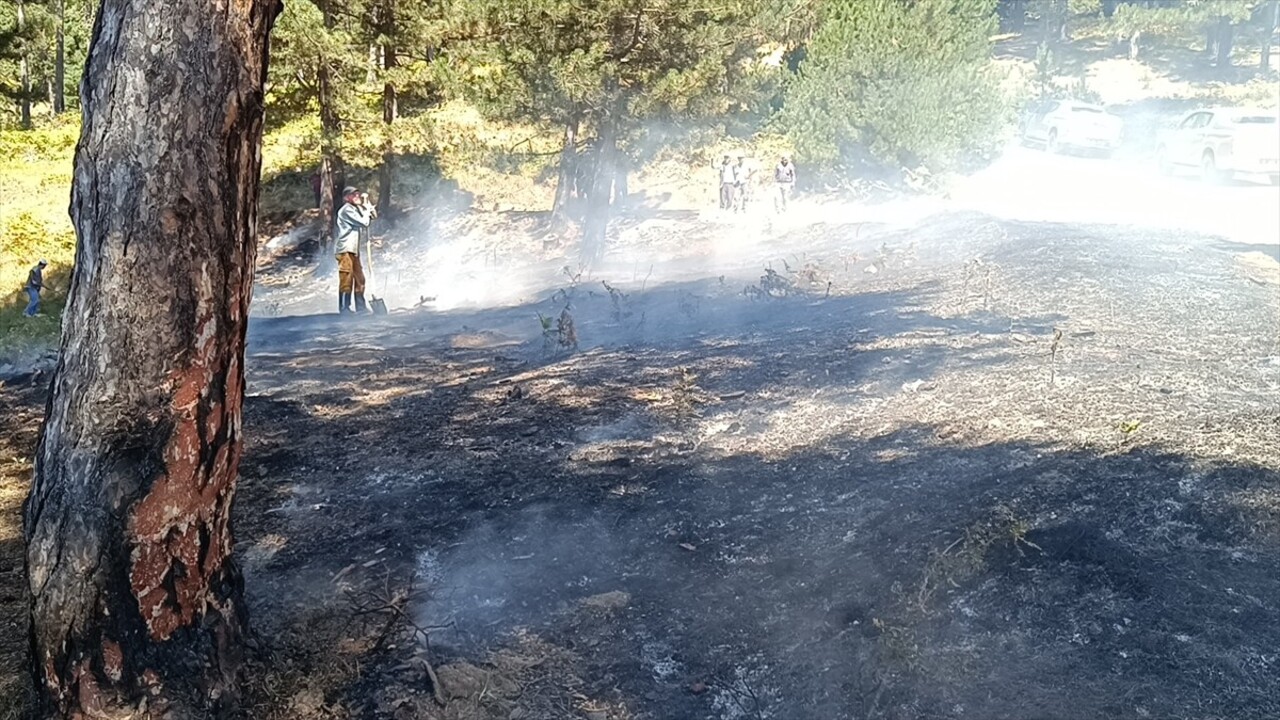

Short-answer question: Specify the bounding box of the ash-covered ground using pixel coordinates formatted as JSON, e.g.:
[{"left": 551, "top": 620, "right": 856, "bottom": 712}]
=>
[
  {"left": 2, "top": 148, "right": 1278, "bottom": 719},
  {"left": 222, "top": 148, "right": 1280, "bottom": 719}
]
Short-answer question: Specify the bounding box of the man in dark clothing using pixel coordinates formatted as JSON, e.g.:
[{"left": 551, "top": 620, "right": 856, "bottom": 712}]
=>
[
  {"left": 23, "top": 259, "right": 47, "bottom": 317},
  {"left": 334, "top": 187, "right": 376, "bottom": 314}
]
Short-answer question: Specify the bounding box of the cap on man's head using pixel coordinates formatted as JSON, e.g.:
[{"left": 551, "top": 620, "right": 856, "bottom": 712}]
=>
[
  {"left": 342, "top": 186, "right": 359, "bottom": 197},
  {"left": 38, "top": 259, "right": 48, "bottom": 266}
]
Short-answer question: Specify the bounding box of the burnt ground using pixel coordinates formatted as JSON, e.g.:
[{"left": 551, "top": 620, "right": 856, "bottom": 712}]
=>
[{"left": 2, "top": 209, "right": 1280, "bottom": 720}]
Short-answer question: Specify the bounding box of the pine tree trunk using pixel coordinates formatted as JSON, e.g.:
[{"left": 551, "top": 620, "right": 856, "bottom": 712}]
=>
[
  {"left": 582, "top": 119, "right": 617, "bottom": 265},
  {"left": 54, "top": 0, "right": 66, "bottom": 114},
  {"left": 1215, "top": 16, "right": 1233, "bottom": 69},
  {"left": 1265, "top": 2, "right": 1280, "bottom": 73},
  {"left": 318, "top": 0, "right": 343, "bottom": 255},
  {"left": 24, "top": 0, "right": 280, "bottom": 716},
  {"left": 552, "top": 114, "right": 580, "bottom": 220},
  {"left": 377, "top": 0, "right": 397, "bottom": 220},
  {"left": 18, "top": 0, "right": 31, "bottom": 129}
]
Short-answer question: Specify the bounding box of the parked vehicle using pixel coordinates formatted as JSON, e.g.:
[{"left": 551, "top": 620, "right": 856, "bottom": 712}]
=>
[
  {"left": 1020, "top": 100, "right": 1124, "bottom": 157},
  {"left": 1156, "top": 108, "right": 1280, "bottom": 185}
]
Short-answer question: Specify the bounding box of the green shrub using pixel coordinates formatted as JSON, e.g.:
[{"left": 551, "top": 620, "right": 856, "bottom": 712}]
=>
[{"left": 781, "top": 0, "right": 1009, "bottom": 175}]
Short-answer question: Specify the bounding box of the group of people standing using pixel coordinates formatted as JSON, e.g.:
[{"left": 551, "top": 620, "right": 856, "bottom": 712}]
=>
[{"left": 717, "top": 154, "right": 797, "bottom": 214}]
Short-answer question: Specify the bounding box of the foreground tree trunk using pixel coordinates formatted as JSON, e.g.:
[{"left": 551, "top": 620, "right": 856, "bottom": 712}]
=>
[{"left": 24, "top": 0, "right": 280, "bottom": 716}]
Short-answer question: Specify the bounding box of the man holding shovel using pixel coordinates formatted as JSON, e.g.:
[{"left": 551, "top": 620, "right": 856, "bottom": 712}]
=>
[{"left": 334, "top": 186, "right": 375, "bottom": 315}]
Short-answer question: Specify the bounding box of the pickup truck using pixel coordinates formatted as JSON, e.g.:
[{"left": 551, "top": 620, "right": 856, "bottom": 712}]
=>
[{"left": 1156, "top": 108, "right": 1280, "bottom": 185}]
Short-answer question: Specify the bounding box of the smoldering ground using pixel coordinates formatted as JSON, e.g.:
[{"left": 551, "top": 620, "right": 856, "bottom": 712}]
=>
[{"left": 221, "top": 125, "right": 1280, "bottom": 716}]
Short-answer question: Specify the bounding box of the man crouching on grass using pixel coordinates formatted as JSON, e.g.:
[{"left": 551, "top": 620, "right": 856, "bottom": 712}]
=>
[{"left": 335, "top": 186, "right": 375, "bottom": 315}]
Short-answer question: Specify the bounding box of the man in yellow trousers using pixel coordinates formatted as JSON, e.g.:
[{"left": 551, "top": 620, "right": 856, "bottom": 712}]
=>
[{"left": 334, "top": 186, "right": 376, "bottom": 315}]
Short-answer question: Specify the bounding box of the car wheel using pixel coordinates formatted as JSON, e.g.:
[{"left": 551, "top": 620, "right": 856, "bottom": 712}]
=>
[
  {"left": 1046, "top": 129, "right": 1059, "bottom": 154},
  {"left": 1156, "top": 146, "right": 1173, "bottom": 176},
  {"left": 1200, "top": 150, "right": 1221, "bottom": 184}
]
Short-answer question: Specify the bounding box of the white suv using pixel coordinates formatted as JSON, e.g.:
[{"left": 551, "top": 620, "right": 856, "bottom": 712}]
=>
[
  {"left": 1021, "top": 100, "right": 1124, "bottom": 157},
  {"left": 1156, "top": 108, "right": 1280, "bottom": 185}
]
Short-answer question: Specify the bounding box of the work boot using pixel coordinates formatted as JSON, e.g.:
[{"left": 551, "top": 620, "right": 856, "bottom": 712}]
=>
[
  {"left": 338, "top": 292, "right": 352, "bottom": 314},
  {"left": 354, "top": 293, "right": 369, "bottom": 314}
]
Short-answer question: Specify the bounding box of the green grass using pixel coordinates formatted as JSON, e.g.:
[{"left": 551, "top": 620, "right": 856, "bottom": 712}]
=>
[
  {"left": 0, "top": 296, "right": 65, "bottom": 360},
  {"left": 0, "top": 120, "right": 77, "bottom": 359}
]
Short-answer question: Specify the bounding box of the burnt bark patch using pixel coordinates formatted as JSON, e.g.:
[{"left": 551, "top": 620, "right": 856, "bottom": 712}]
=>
[{"left": 23, "top": 0, "right": 281, "bottom": 716}]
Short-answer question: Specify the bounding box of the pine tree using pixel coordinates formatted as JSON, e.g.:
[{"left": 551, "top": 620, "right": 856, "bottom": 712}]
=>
[
  {"left": 0, "top": 0, "right": 92, "bottom": 125},
  {"left": 442, "top": 0, "right": 769, "bottom": 260},
  {"left": 781, "top": 0, "right": 1007, "bottom": 174}
]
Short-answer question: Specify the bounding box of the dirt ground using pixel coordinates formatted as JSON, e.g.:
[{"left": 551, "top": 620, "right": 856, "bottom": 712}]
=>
[{"left": 3, "top": 181, "right": 1279, "bottom": 719}]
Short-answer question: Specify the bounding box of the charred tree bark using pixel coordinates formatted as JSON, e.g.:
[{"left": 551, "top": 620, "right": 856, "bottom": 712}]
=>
[
  {"left": 552, "top": 113, "right": 581, "bottom": 220},
  {"left": 24, "top": 0, "right": 280, "bottom": 716},
  {"left": 318, "top": 0, "right": 344, "bottom": 255},
  {"left": 53, "top": 0, "right": 66, "bottom": 114},
  {"left": 377, "top": 0, "right": 398, "bottom": 220}
]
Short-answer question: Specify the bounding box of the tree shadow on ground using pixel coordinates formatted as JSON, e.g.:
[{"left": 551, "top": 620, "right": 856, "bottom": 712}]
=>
[
  {"left": 227, "top": 209, "right": 1280, "bottom": 717},
  {"left": 995, "top": 29, "right": 1121, "bottom": 77},
  {"left": 1216, "top": 239, "right": 1280, "bottom": 262},
  {"left": 0, "top": 381, "right": 47, "bottom": 720},
  {"left": 232, "top": 303, "right": 1280, "bottom": 719}
]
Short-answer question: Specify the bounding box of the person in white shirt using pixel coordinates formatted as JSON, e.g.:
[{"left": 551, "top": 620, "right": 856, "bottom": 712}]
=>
[
  {"left": 333, "top": 186, "right": 376, "bottom": 314},
  {"left": 733, "top": 155, "right": 754, "bottom": 213},
  {"left": 718, "top": 155, "right": 736, "bottom": 210},
  {"left": 774, "top": 155, "right": 797, "bottom": 213}
]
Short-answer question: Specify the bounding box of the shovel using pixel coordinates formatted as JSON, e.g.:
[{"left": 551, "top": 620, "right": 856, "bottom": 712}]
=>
[{"left": 361, "top": 226, "right": 388, "bottom": 316}]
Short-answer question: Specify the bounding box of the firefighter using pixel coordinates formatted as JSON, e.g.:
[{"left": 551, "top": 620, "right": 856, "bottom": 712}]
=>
[{"left": 334, "top": 186, "right": 375, "bottom": 315}]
